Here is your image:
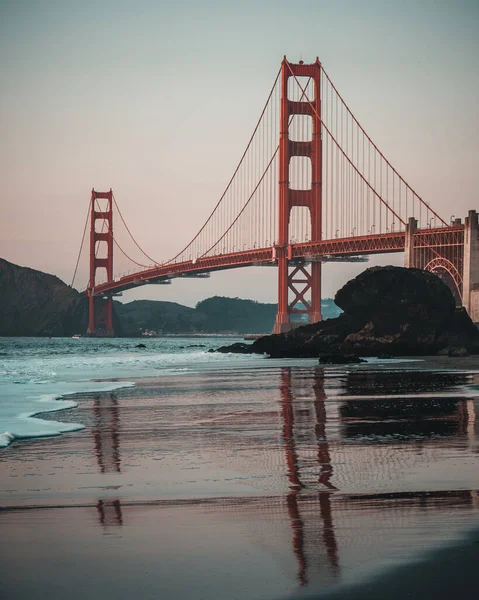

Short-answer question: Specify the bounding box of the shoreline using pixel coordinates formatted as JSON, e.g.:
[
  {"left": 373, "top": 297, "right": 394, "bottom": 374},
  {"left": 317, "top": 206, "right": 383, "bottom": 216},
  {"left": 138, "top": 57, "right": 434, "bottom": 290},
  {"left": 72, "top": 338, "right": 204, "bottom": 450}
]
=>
[{"left": 297, "top": 523, "right": 479, "bottom": 600}]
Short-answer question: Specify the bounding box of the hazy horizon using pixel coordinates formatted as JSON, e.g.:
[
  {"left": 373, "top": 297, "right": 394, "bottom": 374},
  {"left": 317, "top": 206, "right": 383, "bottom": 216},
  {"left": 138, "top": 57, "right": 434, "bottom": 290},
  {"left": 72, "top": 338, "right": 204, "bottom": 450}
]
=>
[{"left": 1, "top": 0, "right": 478, "bottom": 306}]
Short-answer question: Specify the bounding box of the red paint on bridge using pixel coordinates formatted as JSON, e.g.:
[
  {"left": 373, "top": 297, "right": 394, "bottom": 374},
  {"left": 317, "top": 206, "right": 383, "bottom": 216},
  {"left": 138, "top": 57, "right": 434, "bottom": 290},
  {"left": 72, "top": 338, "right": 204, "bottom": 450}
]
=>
[{"left": 92, "top": 226, "right": 463, "bottom": 296}]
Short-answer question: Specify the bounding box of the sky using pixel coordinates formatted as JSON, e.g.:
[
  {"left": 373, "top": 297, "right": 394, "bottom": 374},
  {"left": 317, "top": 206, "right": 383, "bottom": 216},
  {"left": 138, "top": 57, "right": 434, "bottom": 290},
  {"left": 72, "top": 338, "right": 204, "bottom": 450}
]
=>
[{"left": 1, "top": 0, "right": 478, "bottom": 307}]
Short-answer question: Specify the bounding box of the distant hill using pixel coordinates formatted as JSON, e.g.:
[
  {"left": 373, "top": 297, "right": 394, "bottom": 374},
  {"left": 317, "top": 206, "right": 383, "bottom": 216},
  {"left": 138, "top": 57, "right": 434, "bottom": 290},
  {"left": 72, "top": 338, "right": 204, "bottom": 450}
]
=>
[
  {"left": 194, "top": 296, "right": 277, "bottom": 334},
  {"left": 118, "top": 296, "right": 342, "bottom": 335},
  {"left": 114, "top": 299, "right": 200, "bottom": 335},
  {"left": 113, "top": 296, "right": 275, "bottom": 335},
  {"left": 0, "top": 258, "right": 342, "bottom": 336}
]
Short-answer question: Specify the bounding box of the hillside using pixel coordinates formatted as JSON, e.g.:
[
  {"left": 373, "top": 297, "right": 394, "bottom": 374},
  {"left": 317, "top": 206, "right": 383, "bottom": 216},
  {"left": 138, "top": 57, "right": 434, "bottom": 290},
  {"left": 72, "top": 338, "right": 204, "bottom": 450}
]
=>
[
  {"left": 0, "top": 258, "right": 86, "bottom": 336},
  {"left": 195, "top": 297, "right": 277, "bottom": 334},
  {"left": 114, "top": 296, "right": 276, "bottom": 335},
  {"left": 114, "top": 299, "right": 200, "bottom": 335},
  {"left": 118, "top": 296, "right": 342, "bottom": 335}
]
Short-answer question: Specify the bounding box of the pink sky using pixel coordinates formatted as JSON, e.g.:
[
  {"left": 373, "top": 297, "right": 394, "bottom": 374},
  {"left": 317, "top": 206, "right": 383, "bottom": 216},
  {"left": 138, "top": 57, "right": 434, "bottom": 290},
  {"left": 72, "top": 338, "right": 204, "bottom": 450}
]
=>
[{"left": 1, "top": 0, "right": 478, "bottom": 306}]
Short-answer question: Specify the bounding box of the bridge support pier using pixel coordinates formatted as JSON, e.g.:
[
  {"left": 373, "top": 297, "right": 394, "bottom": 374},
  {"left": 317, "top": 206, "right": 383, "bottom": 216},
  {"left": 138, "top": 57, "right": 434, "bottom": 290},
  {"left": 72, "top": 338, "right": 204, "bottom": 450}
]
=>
[
  {"left": 404, "top": 217, "right": 417, "bottom": 268},
  {"left": 463, "top": 210, "right": 479, "bottom": 323},
  {"left": 274, "top": 250, "right": 290, "bottom": 333}
]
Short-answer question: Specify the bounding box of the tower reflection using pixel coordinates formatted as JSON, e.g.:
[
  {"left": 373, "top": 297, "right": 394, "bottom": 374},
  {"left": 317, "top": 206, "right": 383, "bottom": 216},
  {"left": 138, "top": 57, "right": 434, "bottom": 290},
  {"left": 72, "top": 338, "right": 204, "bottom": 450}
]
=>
[
  {"left": 280, "top": 369, "right": 308, "bottom": 586},
  {"left": 277, "top": 366, "right": 478, "bottom": 589},
  {"left": 92, "top": 392, "right": 123, "bottom": 530},
  {"left": 93, "top": 393, "right": 121, "bottom": 473},
  {"left": 96, "top": 499, "right": 123, "bottom": 527},
  {"left": 280, "top": 367, "right": 339, "bottom": 586}
]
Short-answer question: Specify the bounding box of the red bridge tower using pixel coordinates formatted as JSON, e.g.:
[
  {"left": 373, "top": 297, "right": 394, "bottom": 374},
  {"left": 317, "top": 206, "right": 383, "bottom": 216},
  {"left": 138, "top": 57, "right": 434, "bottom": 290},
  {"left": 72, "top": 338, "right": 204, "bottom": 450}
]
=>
[
  {"left": 87, "top": 188, "right": 114, "bottom": 336},
  {"left": 274, "top": 58, "right": 322, "bottom": 334}
]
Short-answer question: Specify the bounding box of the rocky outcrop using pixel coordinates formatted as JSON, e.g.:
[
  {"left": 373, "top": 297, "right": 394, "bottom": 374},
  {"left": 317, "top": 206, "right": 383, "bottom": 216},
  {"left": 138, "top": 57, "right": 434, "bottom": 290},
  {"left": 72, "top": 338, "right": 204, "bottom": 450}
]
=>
[
  {"left": 214, "top": 342, "right": 253, "bottom": 354},
  {"left": 248, "top": 266, "right": 479, "bottom": 358}
]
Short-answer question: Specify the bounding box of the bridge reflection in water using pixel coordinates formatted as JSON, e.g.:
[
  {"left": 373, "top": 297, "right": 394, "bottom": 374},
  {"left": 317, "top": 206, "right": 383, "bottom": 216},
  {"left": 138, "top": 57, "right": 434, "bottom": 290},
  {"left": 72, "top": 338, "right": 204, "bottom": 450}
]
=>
[
  {"left": 278, "top": 366, "right": 478, "bottom": 587},
  {"left": 87, "top": 367, "right": 478, "bottom": 589},
  {"left": 280, "top": 368, "right": 339, "bottom": 586},
  {"left": 93, "top": 393, "right": 123, "bottom": 531}
]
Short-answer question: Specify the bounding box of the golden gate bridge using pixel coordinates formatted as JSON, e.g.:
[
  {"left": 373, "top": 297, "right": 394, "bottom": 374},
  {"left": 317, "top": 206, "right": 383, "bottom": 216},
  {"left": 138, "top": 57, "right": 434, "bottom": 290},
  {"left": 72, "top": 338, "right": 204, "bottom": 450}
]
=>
[{"left": 71, "top": 57, "right": 479, "bottom": 336}]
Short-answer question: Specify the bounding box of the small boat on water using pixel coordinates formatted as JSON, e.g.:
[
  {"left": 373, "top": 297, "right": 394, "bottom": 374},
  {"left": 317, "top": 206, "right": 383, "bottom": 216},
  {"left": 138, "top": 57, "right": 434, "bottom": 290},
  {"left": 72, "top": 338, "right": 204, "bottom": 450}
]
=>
[{"left": 71, "top": 334, "right": 81, "bottom": 339}]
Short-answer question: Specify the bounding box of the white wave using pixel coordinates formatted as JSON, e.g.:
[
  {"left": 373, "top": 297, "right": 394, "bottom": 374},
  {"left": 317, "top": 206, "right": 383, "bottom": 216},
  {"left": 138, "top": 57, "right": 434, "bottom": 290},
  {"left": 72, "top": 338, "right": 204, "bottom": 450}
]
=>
[
  {"left": 0, "top": 335, "right": 252, "bottom": 449},
  {"left": 0, "top": 431, "right": 15, "bottom": 448},
  {"left": 0, "top": 380, "right": 135, "bottom": 449}
]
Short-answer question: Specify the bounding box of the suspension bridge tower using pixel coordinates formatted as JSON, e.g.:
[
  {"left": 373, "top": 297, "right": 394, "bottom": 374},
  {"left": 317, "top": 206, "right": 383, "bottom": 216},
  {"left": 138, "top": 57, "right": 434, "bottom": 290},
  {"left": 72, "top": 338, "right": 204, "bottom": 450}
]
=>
[
  {"left": 274, "top": 58, "right": 322, "bottom": 334},
  {"left": 87, "top": 188, "right": 114, "bottom": 336}
]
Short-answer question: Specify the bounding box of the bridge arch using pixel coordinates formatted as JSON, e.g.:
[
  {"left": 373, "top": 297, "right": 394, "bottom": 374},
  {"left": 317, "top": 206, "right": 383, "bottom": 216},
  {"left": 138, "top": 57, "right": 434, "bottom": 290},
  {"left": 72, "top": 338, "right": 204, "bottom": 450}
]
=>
[{"left": 424, "top": 257, "right": 462, "bottom": 304}]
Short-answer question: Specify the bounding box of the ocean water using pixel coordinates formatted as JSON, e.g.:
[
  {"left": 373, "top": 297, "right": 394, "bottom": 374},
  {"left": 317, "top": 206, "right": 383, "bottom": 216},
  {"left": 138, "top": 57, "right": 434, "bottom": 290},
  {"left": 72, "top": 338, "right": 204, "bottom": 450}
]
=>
[
  {"left": 1, "top": 336, "right": 477, "bottom": 450},
  {"left": 0, "top": 335, "right": 258, "bottom": 448}
]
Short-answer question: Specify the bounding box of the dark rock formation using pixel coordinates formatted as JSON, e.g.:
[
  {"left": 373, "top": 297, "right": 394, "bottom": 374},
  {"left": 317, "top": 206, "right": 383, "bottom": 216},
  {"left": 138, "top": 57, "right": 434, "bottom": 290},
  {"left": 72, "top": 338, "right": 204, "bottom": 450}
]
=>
[
  {"left": 436, "top": 307, "right": 478, "bottom": 350},
  {"left": 215, "top": 342, "right": 254, "bottom": 354},
  {"left": 248, "top": 266, "right": 479, "bottom": 358},
  {"left": 445, "top": 346, "right": 468, "bottom": 357}
]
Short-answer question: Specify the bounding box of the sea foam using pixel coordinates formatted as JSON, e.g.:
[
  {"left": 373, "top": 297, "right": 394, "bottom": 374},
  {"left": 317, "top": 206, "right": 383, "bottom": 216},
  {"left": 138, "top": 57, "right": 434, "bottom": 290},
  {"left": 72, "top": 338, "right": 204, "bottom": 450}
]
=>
[
  {"left": 0, "top": 381, "right": 135, "bottom": 448},
  {"left": 0, "top": 335, "right": 253, "bottom": 449}
]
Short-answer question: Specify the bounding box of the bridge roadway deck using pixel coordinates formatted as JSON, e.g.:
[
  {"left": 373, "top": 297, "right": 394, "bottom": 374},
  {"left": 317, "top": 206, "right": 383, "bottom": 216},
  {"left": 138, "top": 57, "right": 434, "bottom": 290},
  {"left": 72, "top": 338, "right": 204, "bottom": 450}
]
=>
[{"left": 91, "top": 227, "right": 463, "bottom": 296}]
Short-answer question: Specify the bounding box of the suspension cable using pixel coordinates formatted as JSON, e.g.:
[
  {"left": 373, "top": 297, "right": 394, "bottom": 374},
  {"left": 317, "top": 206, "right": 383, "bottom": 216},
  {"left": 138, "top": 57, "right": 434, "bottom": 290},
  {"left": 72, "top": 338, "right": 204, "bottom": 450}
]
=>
[
  {"left": 191, "top": 70, "right": 310, "bottom": 258},
  {"left": 164, "top": 67, "right": 282, "bottom": 265},
  {"left": 200, "top": 147, "right": 279, "bottom": 257},
  {"left": 285, "top": 61, "right": 406, "bottom": 227},
  {"left": 321, "top": 66, "right": 447, "bottom": 226},
  {"left": 113, "top": 194, "right": 159, "bottom": 265},
  {"left": 71, "top": 199, "right": 90, "bottom": 288},
  {"left": 112, "top": 237, "right": 151, "bottom": 269}
]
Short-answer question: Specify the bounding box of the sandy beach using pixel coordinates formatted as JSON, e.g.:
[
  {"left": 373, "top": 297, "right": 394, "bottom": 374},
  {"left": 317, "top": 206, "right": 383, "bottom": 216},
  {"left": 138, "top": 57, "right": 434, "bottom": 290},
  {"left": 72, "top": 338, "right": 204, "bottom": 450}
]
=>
[{"left": 1, "top": 355, "right": 479, "bottom": 599}]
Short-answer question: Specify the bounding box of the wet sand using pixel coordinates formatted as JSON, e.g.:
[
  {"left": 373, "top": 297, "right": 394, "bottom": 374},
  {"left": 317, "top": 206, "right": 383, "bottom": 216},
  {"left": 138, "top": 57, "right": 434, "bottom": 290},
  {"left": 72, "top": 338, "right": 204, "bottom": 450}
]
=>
[{"left": 1, "top": 358, "right": 479, "bottom": 598}]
